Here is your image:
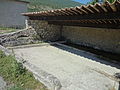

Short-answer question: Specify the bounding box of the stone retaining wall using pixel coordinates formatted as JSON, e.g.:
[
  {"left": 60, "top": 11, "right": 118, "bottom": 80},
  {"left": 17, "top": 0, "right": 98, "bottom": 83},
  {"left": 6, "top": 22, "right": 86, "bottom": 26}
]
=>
[
  {"left": 0, "top": 28, "right": 38, "bottom": 47},
  {"left": 28, "top": 20, "right": 61, "bottom": 41},
  {"left": 27, "top": 20, "right": 120, "bottom": 54},
  {"left": 62, "top": 26, "right": 120, "bottom": 54}
]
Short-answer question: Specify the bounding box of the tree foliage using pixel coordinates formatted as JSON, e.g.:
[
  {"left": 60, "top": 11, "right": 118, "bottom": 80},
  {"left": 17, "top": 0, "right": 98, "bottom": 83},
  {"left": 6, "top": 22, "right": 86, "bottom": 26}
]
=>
[
  {"left": 89, "top": 0, "right": 116, "bottom": 4},
  {"left": 23, "top": 0, "right": 82, "bottom": 12}
]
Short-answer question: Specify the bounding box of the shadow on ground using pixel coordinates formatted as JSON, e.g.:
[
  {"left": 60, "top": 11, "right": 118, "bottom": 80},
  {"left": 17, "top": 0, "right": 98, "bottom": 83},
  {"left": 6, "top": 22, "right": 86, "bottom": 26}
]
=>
[{"left": 52, "top": 44, "right": 120, "bottom": 69}]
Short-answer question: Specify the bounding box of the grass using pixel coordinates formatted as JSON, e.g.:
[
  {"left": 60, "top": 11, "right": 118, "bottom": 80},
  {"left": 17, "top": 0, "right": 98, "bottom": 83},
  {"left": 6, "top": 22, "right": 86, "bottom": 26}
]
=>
[
  {"left": 0, "top": 50, "right": 48, "bottom": 90},
  {"left": 0, "top": 27, "right": 16, "bottom": 30},
  {"left": 0, "top": 27, "right": 16, "bottom": 34}
]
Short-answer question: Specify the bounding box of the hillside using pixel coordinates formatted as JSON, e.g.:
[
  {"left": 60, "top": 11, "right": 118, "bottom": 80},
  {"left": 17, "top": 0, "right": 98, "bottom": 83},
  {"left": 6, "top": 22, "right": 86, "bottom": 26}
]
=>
[{"left": 24, "top": 0, "right": 82, "bottom": 12}]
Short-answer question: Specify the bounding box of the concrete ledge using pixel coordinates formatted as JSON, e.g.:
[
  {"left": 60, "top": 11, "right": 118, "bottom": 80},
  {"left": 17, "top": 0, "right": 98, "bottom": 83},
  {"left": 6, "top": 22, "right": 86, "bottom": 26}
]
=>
[
  {"left": 7, "top": 43, "right": 51, "bottom": 49},
  {"left": 24, "top": 61, "right": 62, "bottom": 90},
  {"left": 0, "top": 45, "right": 11, "bottom": 56},
  {"left": 7, "top": 41, "right": 66, "bottom": 49},
  {"left": 15, "top": 54, "right": 62, "bottom": 90}
]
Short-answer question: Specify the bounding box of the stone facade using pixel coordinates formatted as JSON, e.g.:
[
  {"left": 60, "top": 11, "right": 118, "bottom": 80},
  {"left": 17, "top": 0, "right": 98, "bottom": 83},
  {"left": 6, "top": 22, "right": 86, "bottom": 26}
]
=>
[
  {"left": 62, "top": 26, "right": 120, "bottom": 54},
  {"left": 27, "top": 20, "right": 120, "bottom": 54},
  {"left": 28, "top": 20, "right": 61, "bottom": 41},
  {"left": 0, "top": 28, "right": 38, "bottom": 47}
]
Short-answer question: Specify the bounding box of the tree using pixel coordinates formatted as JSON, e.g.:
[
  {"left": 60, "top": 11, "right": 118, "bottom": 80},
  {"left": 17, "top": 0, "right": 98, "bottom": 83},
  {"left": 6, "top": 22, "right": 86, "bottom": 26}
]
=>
[{"left": 89, "top": 0, "right": 116, "bottom": 4}]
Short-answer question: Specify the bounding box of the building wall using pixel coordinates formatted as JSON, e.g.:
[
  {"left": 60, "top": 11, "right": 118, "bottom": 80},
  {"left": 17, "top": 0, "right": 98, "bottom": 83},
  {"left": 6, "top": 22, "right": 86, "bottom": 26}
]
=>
[
  {"left": 0, "top": 0, "right": 27, "bottom": 28},
  {"left": 27, "top": 20, "right": 120, "bottom": 54},
  {"left": 62, "top": 26, "right": 120, "bottom": 54},
  {"left": 28, "top": 20, "right": 61, "bottom": 41}
]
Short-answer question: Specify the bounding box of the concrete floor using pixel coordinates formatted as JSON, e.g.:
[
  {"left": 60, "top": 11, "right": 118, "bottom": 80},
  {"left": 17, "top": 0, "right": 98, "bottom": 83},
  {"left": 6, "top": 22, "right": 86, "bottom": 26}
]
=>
[{"left": 13, "top": 44, "right": 120, "bottom": 90}]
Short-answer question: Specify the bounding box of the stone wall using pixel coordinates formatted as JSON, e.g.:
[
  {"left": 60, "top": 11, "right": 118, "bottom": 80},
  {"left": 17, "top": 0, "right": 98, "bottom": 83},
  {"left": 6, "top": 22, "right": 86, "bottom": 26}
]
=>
[
  {"left": 28, "top": 20, "right": 61, "bottom": 41},
  {"left": 0, "top": 28, "right": 38, "bottom": 47},
  {"left": 62, "top": 26, "right": 120, "bottom": 54},
  {"left": 27, "top": 20, "right": 120, "bottom": 54}
]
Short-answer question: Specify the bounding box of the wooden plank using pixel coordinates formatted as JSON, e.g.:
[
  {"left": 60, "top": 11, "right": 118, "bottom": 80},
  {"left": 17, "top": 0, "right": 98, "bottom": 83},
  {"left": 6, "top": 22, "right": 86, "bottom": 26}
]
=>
[
  {"left": 29, "top": 12, "right": 120, "bottom": 21},
  {"left": 48, "top": 21, "right": 120, "bottom": 29}
]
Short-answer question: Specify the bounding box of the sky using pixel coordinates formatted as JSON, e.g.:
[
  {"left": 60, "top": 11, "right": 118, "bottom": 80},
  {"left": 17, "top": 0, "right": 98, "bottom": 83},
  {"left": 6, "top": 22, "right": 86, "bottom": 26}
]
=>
[{"left": 73, "top": 0, "right": 92, "bottom": 4}]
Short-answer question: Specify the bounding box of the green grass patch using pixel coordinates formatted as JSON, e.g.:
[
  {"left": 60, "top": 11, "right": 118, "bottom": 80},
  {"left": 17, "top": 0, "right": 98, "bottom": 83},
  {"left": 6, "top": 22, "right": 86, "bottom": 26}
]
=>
[
  {"left": 0, "top": 50, "right": 47, "bottom": 90},
  {"left": 0, "top": 27, "right": 15, "bottom": 30},
  {"left": 0, "top": 26, "right": 16, "bottom": 34}
]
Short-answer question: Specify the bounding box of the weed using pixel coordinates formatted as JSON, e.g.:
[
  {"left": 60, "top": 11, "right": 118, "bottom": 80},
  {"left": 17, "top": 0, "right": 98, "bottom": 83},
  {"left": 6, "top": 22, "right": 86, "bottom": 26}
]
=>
[{"left": 0, "top": 51, "right": 47, "bottom": 90}]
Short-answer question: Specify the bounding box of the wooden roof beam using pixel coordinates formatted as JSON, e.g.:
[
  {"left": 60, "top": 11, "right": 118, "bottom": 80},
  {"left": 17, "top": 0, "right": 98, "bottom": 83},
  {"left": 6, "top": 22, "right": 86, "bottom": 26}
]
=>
[
  {"left": 87, "top": 4, "right": 100, "bottom": 13},
  {"left": 95, "top": 3, "right": 108, "bottom": 13}
]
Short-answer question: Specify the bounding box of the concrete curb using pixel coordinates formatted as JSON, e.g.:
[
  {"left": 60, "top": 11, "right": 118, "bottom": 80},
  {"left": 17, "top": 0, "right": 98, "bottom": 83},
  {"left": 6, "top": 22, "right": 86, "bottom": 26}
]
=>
[
  {"left": 7, "top": 43, "right": 51, "bottom": 49},
  {"left": 15, "top": 55, "right": 62, "bottom": 90},
  {"left": 0, "top": 45, "right": 11, "bottom": 56},
  {"left": 24, "top": 61, "right": 62, "bottom": 90},
  {"left": 7, "top": 41, "right": 66, "bottom": 50}
]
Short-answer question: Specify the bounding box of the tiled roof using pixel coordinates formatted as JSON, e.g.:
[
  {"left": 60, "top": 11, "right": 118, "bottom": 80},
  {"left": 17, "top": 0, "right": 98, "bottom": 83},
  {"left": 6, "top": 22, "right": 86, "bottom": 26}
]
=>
[
  {"left": 23, "top": 1, "right": 120, "bottom": 28},
  {"left": 23, "top": 1, "right": 120, "bottom": 17}
]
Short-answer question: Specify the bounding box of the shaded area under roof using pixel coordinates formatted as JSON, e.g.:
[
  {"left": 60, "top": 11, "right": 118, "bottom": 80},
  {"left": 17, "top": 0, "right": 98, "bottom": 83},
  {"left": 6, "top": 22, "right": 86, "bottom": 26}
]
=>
[{"left": 23, "top": 1, "right": 120, "bottom": 29}]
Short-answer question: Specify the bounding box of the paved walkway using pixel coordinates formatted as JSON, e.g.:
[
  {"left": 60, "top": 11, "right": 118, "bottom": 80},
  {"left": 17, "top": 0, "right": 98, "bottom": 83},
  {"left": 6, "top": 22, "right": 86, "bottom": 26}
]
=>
[{"left": 13, "top": 44, "right": 120, "bottom": 90}]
